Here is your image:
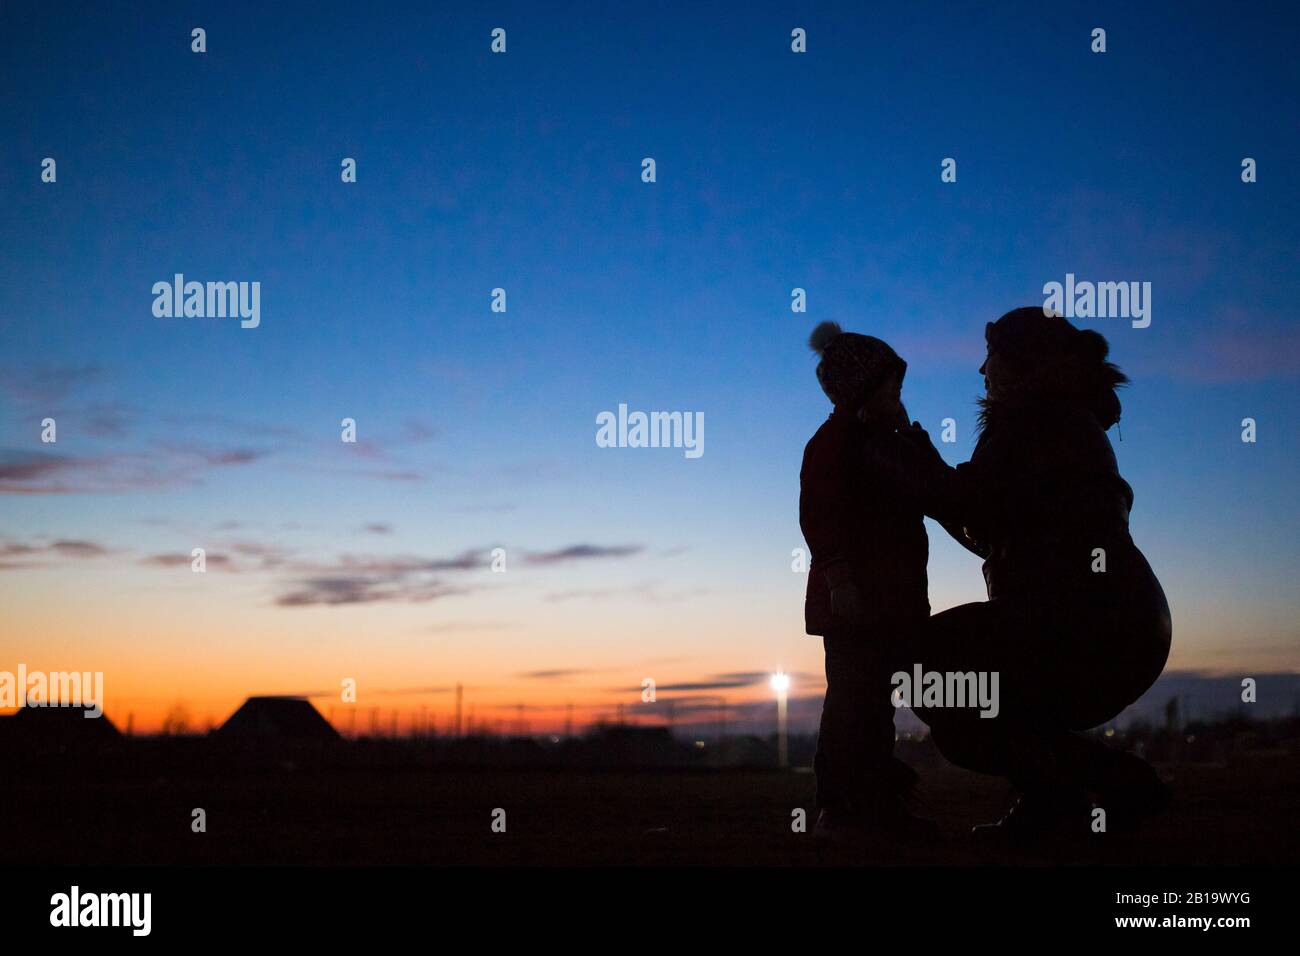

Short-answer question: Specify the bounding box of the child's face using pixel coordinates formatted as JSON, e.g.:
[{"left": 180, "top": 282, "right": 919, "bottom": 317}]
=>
[{"left": 857, "top": 373, "right": 903, "bottom": 425}]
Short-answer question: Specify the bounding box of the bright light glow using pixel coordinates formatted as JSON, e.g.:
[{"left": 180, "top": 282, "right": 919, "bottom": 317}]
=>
[{"left": 770, "top": 672, "right": 791, "bottom": 693}]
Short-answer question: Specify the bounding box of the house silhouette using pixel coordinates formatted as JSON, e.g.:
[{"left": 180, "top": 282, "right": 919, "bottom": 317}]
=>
[
  {"left": 216, "top": 696, "right": 339, "bottom": 743},
  {"left": 0, "top": 704, "right": 121, "bottom": 754}
]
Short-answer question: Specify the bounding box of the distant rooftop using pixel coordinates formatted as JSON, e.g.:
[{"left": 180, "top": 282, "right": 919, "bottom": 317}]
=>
[{"left": 216, "top": 696, "right": 340, "bottom": 742}]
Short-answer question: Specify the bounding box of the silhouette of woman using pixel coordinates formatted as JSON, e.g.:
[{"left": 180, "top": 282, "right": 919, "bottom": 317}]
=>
[{"left": 864, "top": 307, "right": 1173, "bottom": 838}]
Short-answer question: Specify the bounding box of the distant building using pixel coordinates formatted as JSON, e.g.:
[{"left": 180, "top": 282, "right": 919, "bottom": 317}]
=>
[
  {"left": 0, "top": 705, "right": 121, "bottom": 753},
  {"left": 215, "top": 696, "right": 339, "bottom": 743},
  {"left": 582, "top": 724, "right": 680, "bottom": 767}
]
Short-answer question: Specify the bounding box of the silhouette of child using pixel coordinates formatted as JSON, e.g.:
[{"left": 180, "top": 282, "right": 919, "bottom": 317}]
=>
[{"left": 799, "top": 322, "right": 934, "bottom": 842}]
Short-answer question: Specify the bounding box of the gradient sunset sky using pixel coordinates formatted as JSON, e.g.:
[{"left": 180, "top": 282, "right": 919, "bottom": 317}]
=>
[{"left": 2, "top": 1, "right": 1297, "bottom": 733}]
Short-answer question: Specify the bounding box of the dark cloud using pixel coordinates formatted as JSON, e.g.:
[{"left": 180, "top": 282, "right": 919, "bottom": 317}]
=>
[
  {"left": 48, "top": 539, "right": 110, "bottom": 557},
  {"left": 421, "top": 550, "right": 490, "bottom": 571},
  {"left": 271, "top": 546, "right": 497, "bottom": 608},
  {"left": 275, "top": 577, "right": 388, "bottom": 606},
  {"left": 1, "top": 364, "right": 103, "bottom": 405},
  {"left": 227, "top": 541, "right": 282, "bottom": 556},
  {"left": 400, "top": 420, "right": 438, "bottom": 443},
  {"left": 610, "top": 671, "right": 818, "bottom": 694},
  {"left": 289, "top": 544, "right": 641, "bottom": 586},
  {"left": 0, "top": 451, "right": 79, "bottom": 483},
  {"left": 134, "top": 538, "right": 289, "bottom": 574},
  {"left": 132, "top": 545, "right": 492, "bottom": 595},
  {"left": 0, "top": 445, "right": 272, "bottom": 495},
  {"left": 274, "top": 576, "right": 468, "bottom": 607},
  {"left": 202, "top": 448, "right": 267, "bottom": 466},
  {"left": 713, "top": 671, "right": 788, "bottom": 683},
  {"left": 83, "top": 410, "right": 132, "bottom": 438},
  {"left": 523, "top": 544, "right": 643, "bottom": 565},
  {"left": 638, "top": 679, "right": 760, "bottom": 692},
  {"left": 295, "top": 549, "right": 486, "bottom": 575},
  {"left": 518, "top": 668, "right": 591, "bottom": 680},
  {"left": 0, "top": 537, "right": 113, "bottom": 569},
  {"left": 339, "top": 419, "right": 437, "bottom": 459},
  {"left": 157, "top": 443, "right": 272, "bottom": 467},
  {"left": 361, "top": 469, "right": 424, "bottom": 482},
  {"left": 139, "top": 552, "right": 233, "bottom": 570},
  {"left": 341, "top": 438, "right": 385, "bottom": 460},
  {"left": 221, "top": 541, "right": 293, "bottom": 569}
]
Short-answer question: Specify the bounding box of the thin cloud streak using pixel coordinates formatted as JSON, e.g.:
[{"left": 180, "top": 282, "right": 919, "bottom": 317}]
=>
[{"left": 522, "top": 544, "right": 644, "bottom": 565}]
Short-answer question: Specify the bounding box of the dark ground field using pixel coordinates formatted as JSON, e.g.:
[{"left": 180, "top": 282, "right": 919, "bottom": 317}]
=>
[{"left": 3, "top": 753, "right": 1296, "bottom": 866}]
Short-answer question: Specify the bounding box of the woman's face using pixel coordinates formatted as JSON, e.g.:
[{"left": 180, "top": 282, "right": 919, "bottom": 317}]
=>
[{"left": 980, "top": 348, "right": 1008, "bottom": 399}]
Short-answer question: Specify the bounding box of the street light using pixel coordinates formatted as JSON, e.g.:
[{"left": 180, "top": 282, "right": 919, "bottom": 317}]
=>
[{"left": 770, "top": 672, "right": 790, "bottom": 768}]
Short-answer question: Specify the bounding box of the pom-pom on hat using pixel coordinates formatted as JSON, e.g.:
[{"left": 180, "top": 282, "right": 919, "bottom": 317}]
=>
[{"left": 809, "top": 321, "right": 906, "bottom": 408}]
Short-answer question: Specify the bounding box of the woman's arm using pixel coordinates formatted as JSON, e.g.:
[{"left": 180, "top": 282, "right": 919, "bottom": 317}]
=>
[
  {"left": 864, "top": 424, "right": 992, "bottom": 557},
  {"left": 935, "top": 514, "right": 990, "bottom": 559}
]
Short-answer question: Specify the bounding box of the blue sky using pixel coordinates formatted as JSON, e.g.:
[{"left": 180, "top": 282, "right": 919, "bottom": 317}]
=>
[{"left": 0, "top": 1, "right": 1297, "bottom": 729}]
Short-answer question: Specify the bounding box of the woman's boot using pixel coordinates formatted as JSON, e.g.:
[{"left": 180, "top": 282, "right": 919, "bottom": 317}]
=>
[
  {"left": 971, "top": 736, "right": 1091, "bottom": 841},
  {"left": 1055, "top": 731, "right": 1171, "bottom": 831}
]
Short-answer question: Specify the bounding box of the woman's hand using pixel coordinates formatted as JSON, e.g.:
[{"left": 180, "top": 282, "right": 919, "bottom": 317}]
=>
[
  {"left": 898, "top": 421, "right": 945, "bottom": 464},
  {"left": 862, "top": 419, "right": 962, "bottom": 524}
]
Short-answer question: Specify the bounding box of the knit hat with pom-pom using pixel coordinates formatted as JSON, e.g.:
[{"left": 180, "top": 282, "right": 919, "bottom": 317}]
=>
[{"left": 808, "top": 321, "right": 907, "bottom": 408}]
